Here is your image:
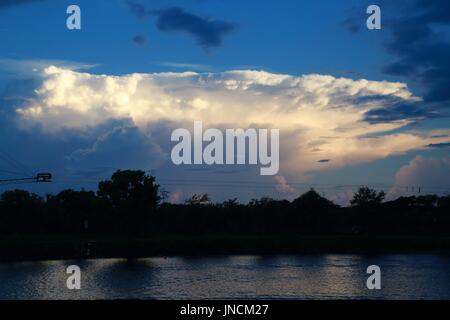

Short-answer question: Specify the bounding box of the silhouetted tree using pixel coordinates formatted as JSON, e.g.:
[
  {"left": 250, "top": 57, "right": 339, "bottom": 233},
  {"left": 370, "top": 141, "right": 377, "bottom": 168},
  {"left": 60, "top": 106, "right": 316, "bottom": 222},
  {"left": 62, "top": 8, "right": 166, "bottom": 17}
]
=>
[
  {"left": 46, "top": 189, "right": 107, "bottom": 233},
  {"left": 97, "top": 170, "right": 161, "bottom": 234},
  {"left": 222, "top": 198, "right": 239, "bottom": 208},
  {"left": 292, "top": 189, "right": 337, "bottom": 209},
  {"left": 350, "top": 187, "right": 386, "bottom": 207},
  {"left": 185, "top": 193, "right": 211, "bottom": 206},
  {"left": 290, "top": 189, "right": 338, "bottom": 233},
  {"left": 438, "top": 195, "right": 450, "bottom": 209},
  {"left": 249, "top": 197, "right": 274, "bottom": 207},
  {"left": 1, "top": 172, "right": 450, "bottom": 239},
  {"left": 0, "top": 190, "right": 44, "bottom": 233}
]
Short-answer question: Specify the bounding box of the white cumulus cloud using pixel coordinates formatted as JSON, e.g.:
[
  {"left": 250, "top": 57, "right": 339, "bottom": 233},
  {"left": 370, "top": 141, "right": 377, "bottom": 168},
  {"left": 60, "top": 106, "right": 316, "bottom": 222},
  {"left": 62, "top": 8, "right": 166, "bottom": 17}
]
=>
[
  {"left": 389, "top": 156, "right": 450, "bottom": 198},
  {"left": 15, "top": 66, "right": 450, "bottom": 180}
]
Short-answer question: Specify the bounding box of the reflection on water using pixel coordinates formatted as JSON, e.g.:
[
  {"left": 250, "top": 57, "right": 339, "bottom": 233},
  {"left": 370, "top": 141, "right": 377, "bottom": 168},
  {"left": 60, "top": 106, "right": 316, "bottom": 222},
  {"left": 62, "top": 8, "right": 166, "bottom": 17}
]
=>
[{"left": 1, "top": 255, "right": 450, "bottom": 300}]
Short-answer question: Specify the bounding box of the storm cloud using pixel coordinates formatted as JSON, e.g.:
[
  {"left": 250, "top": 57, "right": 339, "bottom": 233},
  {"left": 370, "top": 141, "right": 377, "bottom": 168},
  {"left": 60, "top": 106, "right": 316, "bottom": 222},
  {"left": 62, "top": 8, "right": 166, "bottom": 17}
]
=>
[
  {"left": 127, "top": 2, "right": 236, "bottom": 49},
  {"left": 13, "top": 65, "right": 450, "bottom": 181},
  {"left": 343, "top": 0, "right": 450, "bottom": 122},
  {"left": 382, "top": 0, "right": 450, "bottom": 105}
]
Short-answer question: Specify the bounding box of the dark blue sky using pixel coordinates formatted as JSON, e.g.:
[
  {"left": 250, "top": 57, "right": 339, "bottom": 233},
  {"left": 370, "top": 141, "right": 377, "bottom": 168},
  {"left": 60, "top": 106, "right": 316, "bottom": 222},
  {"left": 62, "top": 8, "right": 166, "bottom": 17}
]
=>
[{"left": 0, "top": 0, "right": 388, "bottom": 77}]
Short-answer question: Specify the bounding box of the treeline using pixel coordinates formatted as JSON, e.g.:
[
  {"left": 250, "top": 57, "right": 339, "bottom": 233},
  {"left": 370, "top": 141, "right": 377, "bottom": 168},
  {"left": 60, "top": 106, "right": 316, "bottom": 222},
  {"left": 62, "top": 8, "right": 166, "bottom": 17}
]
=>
[{"left": 1, "top": 170, "right": 450, "bottom": 236}]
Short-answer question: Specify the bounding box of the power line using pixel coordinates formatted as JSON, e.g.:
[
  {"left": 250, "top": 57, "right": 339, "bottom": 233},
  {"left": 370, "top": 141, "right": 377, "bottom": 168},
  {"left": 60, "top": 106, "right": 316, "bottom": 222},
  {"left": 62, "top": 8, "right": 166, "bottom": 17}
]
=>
[
  {"left": 47, "top": 177, "right": 450, "bottom": 194},
  {"left": 0, "top": 169, "right": 27, "bottom": 176},
  {"left": 0, "top": 173, "right": 52, "bottom": 185},
  {"left": 0, "top": 149, "right": 33, "bottom": 176}
]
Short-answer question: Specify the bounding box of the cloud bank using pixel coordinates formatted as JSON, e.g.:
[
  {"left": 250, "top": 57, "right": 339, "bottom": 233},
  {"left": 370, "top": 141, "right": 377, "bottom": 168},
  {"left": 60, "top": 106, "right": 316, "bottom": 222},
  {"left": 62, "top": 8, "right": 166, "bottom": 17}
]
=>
[
  {"left": 15, "top": 66, "right": 450, "bottom": 181},
  {"left": 389, "top": 156, "right": 450, "bottom": 198},
  {"left": 383, "top": 0, "right": 450, "bottom": 105}
]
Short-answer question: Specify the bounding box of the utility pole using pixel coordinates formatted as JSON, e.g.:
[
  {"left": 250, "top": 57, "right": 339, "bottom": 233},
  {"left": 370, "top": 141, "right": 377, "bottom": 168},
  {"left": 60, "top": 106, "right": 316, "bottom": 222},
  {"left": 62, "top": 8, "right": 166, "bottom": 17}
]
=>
[{"left": 0, "top": 173, "right": 52, "bottom": 185}]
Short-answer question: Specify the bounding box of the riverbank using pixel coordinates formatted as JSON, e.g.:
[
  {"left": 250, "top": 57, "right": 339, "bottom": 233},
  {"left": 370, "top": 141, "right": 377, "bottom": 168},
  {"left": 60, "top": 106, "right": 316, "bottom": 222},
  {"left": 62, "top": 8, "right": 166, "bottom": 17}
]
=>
[{"left": 2, "top": 234, "right": 450, "bottom": 262}]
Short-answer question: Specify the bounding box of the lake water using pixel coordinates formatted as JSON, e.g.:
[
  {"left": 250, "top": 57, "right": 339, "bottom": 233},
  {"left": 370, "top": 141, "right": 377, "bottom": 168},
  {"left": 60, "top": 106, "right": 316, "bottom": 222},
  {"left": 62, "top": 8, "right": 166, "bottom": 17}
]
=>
[{"left": 1, "top": 255, "right": 450, "bottom": 300}]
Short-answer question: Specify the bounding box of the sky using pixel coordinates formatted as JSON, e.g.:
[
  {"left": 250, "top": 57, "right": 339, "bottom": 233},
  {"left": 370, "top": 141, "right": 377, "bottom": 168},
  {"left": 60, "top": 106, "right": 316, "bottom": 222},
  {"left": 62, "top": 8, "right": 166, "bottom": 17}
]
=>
[{"left": 0, "top": 0, "right": 449, "bottom": 205}]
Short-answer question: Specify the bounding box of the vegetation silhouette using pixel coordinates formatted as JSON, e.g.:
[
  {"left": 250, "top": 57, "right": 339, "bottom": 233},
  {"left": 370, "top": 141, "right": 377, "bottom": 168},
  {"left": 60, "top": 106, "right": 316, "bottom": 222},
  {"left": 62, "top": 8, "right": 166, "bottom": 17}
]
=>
[{"left": 1, "top": 169, "right": 450, "bottom": 260}]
